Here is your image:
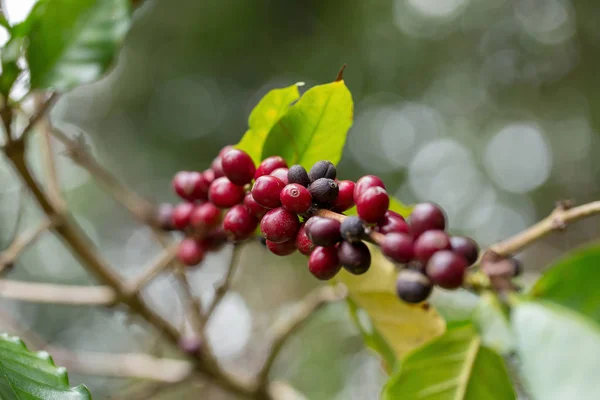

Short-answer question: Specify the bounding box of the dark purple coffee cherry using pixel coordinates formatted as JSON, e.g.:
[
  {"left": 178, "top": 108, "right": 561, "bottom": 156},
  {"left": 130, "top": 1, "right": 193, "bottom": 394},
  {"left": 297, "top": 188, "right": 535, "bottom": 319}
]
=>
[
  {"left": 338, "top": 240, "right": 371, "bottom": 275},
  {"left": 414, "top": 230, "right": 451, "bottom": 263},
  {"left": 288, "top": 165, "right": 311, "bottom": 187},
  {"left": 308, "top": 178, "right": 339, "bottom": 207},
  {"left": 409, "top": 202, "right": 446, "bottom": 237},
  {"left": 426, "top": 250, "right": 468, "bottom": 289},
  {"left": 340, "top": 216, "right": 365, "bottom": 242},
  {"left": 449, "top": 236, "right": 479, "bottom": 265},
  {"left": 396, "top": 269, "right": 433, "bottom": 304},
  {"left": 305, "top": 216, "right": 342, "bottom": 247},
  {"left": 309, "top": 160, "right": 337, "bottom": 182}
]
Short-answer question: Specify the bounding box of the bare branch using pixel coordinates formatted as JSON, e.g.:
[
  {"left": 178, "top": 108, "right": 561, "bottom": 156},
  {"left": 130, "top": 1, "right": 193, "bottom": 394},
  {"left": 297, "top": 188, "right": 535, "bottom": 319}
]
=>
[
  {"left": 173, "top": 266, "right": 205, "bottom": 336},
  {"left": 0, "top": 218, "right": 56, "bottom": 273},
  {"left": 205, "top": 244, "right": 243, "bottom": 321},
  {"left": 0, "top": 280, "right": 117, "bottom": 306},
  {"left": 127, "top": 242, "right": 179, "bottom": 294},
  {"left": 19, "top": 93, "right": 59, "bottom": 142},
  {"left": 256, "top": 284, "right": 348, "bottom": 388}
]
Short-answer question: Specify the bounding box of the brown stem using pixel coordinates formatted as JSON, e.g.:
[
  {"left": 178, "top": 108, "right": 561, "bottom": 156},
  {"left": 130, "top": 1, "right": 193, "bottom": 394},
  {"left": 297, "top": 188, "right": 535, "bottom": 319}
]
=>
[
  {"left": 205, "top": 244, "right": 243, "bottom": 322},
  {"left": 313, "top": 209, "right": 385, "bottom": 245},
  {"left": 0, "top": 218, "right": 55, "bottom": 273},
  {"left": 19, "top": 93, "right": 58, "bottom": 141},
  {"left": 0, "top": 280, "right": 116, "bottom": 305},
  {"left": 127, "top": 242, "right": 179, "bottom": 294}
]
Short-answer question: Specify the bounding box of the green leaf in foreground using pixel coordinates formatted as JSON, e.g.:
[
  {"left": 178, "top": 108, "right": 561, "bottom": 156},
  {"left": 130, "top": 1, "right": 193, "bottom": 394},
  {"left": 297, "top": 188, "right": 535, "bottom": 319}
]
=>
[
  {"left": 512, "top": 301, "right": 600, "bottom": 400},
  {"left": 26, "top": 0, "right": 131, "bottom": 90},
  {"left": 236, "top": 83, "right": 302, "bottom": 164},
  {"left": 382, "top": 323, "right": 515, "bottom": 400},
  {"left": 0, "top": 333, "right": 91, "bottom": 399},
  {"left": 261, "top": 80, "right": 353, "bottom": 169},
  {"left": 473, "top": 292, "right": 514, "bottom": 355},
  {"left": 529, "top": 243, "right": 600, "bottom": 325}
]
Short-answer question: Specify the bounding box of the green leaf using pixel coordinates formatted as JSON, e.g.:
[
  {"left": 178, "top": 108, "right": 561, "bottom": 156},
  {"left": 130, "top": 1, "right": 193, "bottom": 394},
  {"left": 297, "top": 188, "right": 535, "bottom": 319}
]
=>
[
  {"left": 236, "top": 83, "right": 302, "bottom": 164},
  {"left": 473, "top": 292, "right": 514, "bottom": 355},
  {"left": 261, "top": 80, "right": 353, "bottom": 169},
  {"left": 26, "top": 0, "right": 131, "bottom": 90},
  {"left": 0, "top": 333, "right": 91, "bottom": 399},
  {"left": 382, "top": 323, "right": 515, "bottom": 400},
  {"left": 335, "top": 245, "right": 445, "bottom": 363},
  {"left": 0, "top": 15, "right": 10, "bottom": 31},
  {"left": 529, "top": 243, "right": 600, "bottom": 325},
  {"left": 512, "top": 301, "right": 600, "bottom": 400}
]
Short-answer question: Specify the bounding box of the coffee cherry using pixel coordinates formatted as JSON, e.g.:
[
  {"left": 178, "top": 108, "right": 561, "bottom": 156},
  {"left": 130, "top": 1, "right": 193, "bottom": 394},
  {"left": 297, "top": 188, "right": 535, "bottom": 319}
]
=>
[
  {"left": 203, "top": 229, "right": 228, "bottom": 251},
  {"left": 209, "top": 177, "right": 245, "bottom": 208},
  {"left": 340, "top": 216, "right": 365, "bottom": 242},
  {"left": 190, "top": 202, "right": 221, "bottom": 230},
  {"left": 382, "top": 232, "right": 414, "bottom": 263},
  {"left": 177, "top": 238, "right": 206, "bottom": 266},
  {"left": 156, "top": 203, "right": 175, "bottom": 231},
  {"left": 218, "top": 145, "right": 235, "bottom": 159},
  {"left": 288, "top": 165, "right": 311, "bottom": 187},
  {"left": 426, "top": 250, "right": 468, "bottom": 289},
  {"left": 449, "top": 236, "right": 479, "bottom": 265},
  {"left": 333, "top": 180, "right": 355, "bottom": 212},
  {"left": 414, "top": 230, "right": 451, "bottom": 263},
  {"left": 172, "top": 171, "right": 207, "bottom": 201},
  {"left": 243, "top": 193, "right": 268, "bottom": 219},
  {"left": 221, "top": 149, "right": 256, "bottom": 186},
  {"left": 260, "top": 208, "right": 300, "bottom": 243},
  {"left": 308, "top": 246, "right": 341, "bottom": 280},
  {"left": 251, "top": 175, "right": 285, "bottom": 209},
  {"left": 255, "top": 156, "right": 287, "bottom": 179},
  {"left": 295, "top": 223, "right": 315, "bottom": 255},
  {"left": 223, "top": 205, "right": 258, "bottom": 240},
  {"left": 396, "top": 269, "right": 433, "bottom": 303},
  {"left": 211, "top": 157, "right": 225, "bottom": 178},
  {"left": 270, "top": 168, "right": 289, "bottom": 185},
  {"left": 171, "top": 202, "right": 195, "bottom": 230},
  {"left": 409, "top": 202, "right": 446, "bottom": 237},
  {"left": 375, "top": 211, "right": 410, "bottom": 235},
  {"left": 266, "top": 238, "right": 297, "bottom": 256},
  {"left": 308, "top": 178, "right": 339, "bottom": 207},
  {"left": 280, "top": 184, "right": 312, "bottom": 214},
  {"left": 258, "top": 236, "right": 267, "bottom": 247},
  {"left": 179, "top": 335, "right": 202, "bottom": 355},
  {"left": 510, "top": 257, "right": 523, "bottom": 277},
  {"left": 356, "top": 187, "right": 389, "bottom": 223},
  {"left": 338, "top": 240, "right": 371, "bottom": 275},
  {"left": 309, "top": 160, "right": 336, "bottom": 181},
  {"left": 305, "top": 217, "right": 342, "bottom": 247},
  {"left": 354, "top": 175, "right": 385, "bottom": 199}
]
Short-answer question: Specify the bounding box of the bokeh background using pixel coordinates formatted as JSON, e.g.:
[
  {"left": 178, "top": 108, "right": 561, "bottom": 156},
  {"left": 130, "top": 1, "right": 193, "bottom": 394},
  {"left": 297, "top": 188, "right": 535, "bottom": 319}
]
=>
[{"left": 1, "top": 0, "right": 600, "bottom": 398}]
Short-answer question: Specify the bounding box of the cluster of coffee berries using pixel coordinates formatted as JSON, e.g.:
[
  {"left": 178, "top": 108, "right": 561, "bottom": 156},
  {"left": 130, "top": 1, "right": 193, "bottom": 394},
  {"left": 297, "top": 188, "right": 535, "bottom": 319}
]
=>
[{"left": 158, "top": 145, "right": 486, "bottom": 305}]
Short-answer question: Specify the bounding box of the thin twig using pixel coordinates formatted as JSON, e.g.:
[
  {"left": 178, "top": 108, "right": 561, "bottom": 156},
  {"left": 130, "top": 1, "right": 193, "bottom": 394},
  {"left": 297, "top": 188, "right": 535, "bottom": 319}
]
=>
[
  {"left": 7, "top": 186, "right": 27, "bottom": 243},
  {"left": 0, "top": 280, "right": 117, "bottom": 306},
  {"left": 19, "top": 93, "right": 59, "bottom": 142},
  {"left": 255, "top": 284, "right": 348, "bottom": 390},
  {"left": 205, "top": 244, "right": 243, "bottom": 322},
  {"left": 173, "top": 266, "right": 205, "bottom": 337},
  {"left": 0, "top": 217, "right": 56, "bottom": 273},
  {"left": 127, "top": 242, "right": 179, "bottom": 294}
]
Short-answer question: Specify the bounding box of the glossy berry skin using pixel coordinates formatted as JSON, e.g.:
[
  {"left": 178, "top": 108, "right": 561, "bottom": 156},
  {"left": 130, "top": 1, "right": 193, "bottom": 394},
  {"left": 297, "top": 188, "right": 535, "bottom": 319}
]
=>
[
  {"left": 280, "top": 184, "right": 312, "bottom": 214},
  {"left": 218, "top": 145, "right": 235, "bottom": 159},
  {"left": 409, "top": 202, "right": 446, "bottom": 237},
  {"left": 171, "top": 202, "right": 195, "bottom": 230},
  {"left": 172, "top": 171, "right": 207, "bottom": 201},
  {"left": 221, "top": 149, "right": 256, "bottom": 186},
  {"left": 197, "top": 169, "right": 215, "bottom": 199},
  {"left": 288, "top": 165, "right": 311, "bottom": 187},
  {"left": 340, "top": 216, "right": 365, "bottom": 242},
  {"left": 309, "top": 160, "right": 336, "bottom": 181},
  {"left": 223, "top": 205, "right": 258, "bottom": 240},
  {"left": 295, "top": 224, "right": 315, "bottom": 255},
  {"left": 243, "top": 193, "right": 268, "bottom": 219},
  {"left": 308, "top": 178, "right": 339, "bottom": 207},
  {"left": 356, "top": 187, "right": 389, "bottom": 223},
  {"left": 426, "top": 250, "right": 468, "bottom": 289},
  {"left": 260, "top": 208, "right": 300, "bottom": 243},
  {"left": 354, "top": 175, "right": 386, "bottom": 199},
  {"left": 338, "top": 240, "right": 371, "bottom": 275},
  {"left": 209, "top": 177, "right": 245, "bottom": 208},
  {"left": 270, "top": 168, "right": 289, "bottom": 185},
  {"left": 449, "top": 236, "right": 479, "bottom": 265},
  {"left": 251, "top": 175, "right": 285, "bottom": 209},
  {"left": 255, "top": 156, "right": 288, "bottom": 179},
  {"left": 177, "top": 238, "right": 206, "bottom": 266},
  {"left": 333, "top": 180, "right": 355, "bottom": 212},
  {"left": 382, "top": 232, "right": 414, "bottom": 263},
  {"left": 156, "top": 203, "right": 175, "bottom": 231},
  {"left": 266, "top": 238, "right": 297, "bottom": 256},
  {"left": 211, "top": 157, "right": 225, "bottom": 178},
  {"left": 414, "top": 230, "right": 451, "bottom": 263},
  {"left": 308, "top": 246, "right": 341, "bottom": 280},
  {"left": 376, "top": 211, "right": 410, "bottom": 235},
  {"left": 190, "top": 202, "right": 221, "bottom": 230},
  {"left": 305, "top": 217, "right": 342, "bottom": 247},
  {"left": 396, "top": 269, "right": 433, "bottom": 304}
]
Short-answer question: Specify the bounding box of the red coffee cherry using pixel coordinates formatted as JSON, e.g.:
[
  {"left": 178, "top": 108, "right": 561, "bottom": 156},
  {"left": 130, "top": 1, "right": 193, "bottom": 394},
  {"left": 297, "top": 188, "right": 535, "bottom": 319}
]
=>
[
  {"left": 171, "top": 202, "right": 195, "bottom": 230},
  {"left": 221, "top": 148, "right": 256, "bottom": 186},
  {"left": 295, "top": 223, "right": 315, "bottom": 255},
  {"left": 211, "top": 157, "right": 225, "bottom": 178},
  {"left": 376, "top": 211, "right": 410, "bottom": 235},
  {"left": 396, "top": 269, "right": 433, "bottom": 304},
  {"left": 266, "top": 238, "right": 297, "bottom": 256},
  {"left": 280, "top": 183, "right": 312, "bottom": 214},
  {"left": 218, "top": 145, "right": 235, "bottom": 159},
  {"left": 338, "top": 240, "right": 371, "bottom": 275},
  {"left": 209, "top": 177, "right": 245, "bottom": 208},
  {"left": 156, "top": 203, "right": 175, "bottom": 231},
  {"left": 332, "top": 180, "right": 355, "bottom": 212},
  {"left": 409, "top": 202, "right": 446, "bottom": 237},
  {"left": 255, "top": 156, "right": 288, "bottom": 179},
  {"left": 308, "top": 246, "right": 341, "bottom": 280},
  {"left": 260, "top": 207, "right": 300, "bottom": 243},
  {"left": 172, "top": 171, "right": 207, "bottom": 201},
  {"left": 190, "top": 202, "right": 222, "bottom": 230},
  {"left": 223, "top": 205, "right": 258, "bottom": 240},
  {"left": 382, "top": 232, "right": 414, "bottom": 263},
  {"left": 426, "top": 250, "right": 468, "bottom": 289},
  {"left": 304, "top": 217, "right": 342, "bottom": 247},
  {"left": 413, "top": 230, "right": 451, "bottom": 263},
  {"left": 251, "top": 175, "right": 285, "bottom": 209},
  {"left": 356, "top": 187, "right": 389, "bottom": 223},
  {"left": 449, "top": 236, "right": 479, "bottom": 265},
  {"left": 243, "top": 193, "right": 268, "bottom": 219},
  {"left": 270, "top": 168, "right": 289, "bottom": 185},
  {"left": 177, "top": 238, "right": 206, "bottom": 266},
  {"left": 354, "top": 175, "right": 385, "bottom": 199}
]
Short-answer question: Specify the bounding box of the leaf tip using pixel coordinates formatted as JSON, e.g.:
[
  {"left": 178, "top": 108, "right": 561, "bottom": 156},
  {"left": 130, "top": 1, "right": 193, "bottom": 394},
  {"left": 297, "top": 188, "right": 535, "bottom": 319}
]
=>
[{"left": 335, "top": 64, "right": 347, "bottom": 82}]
